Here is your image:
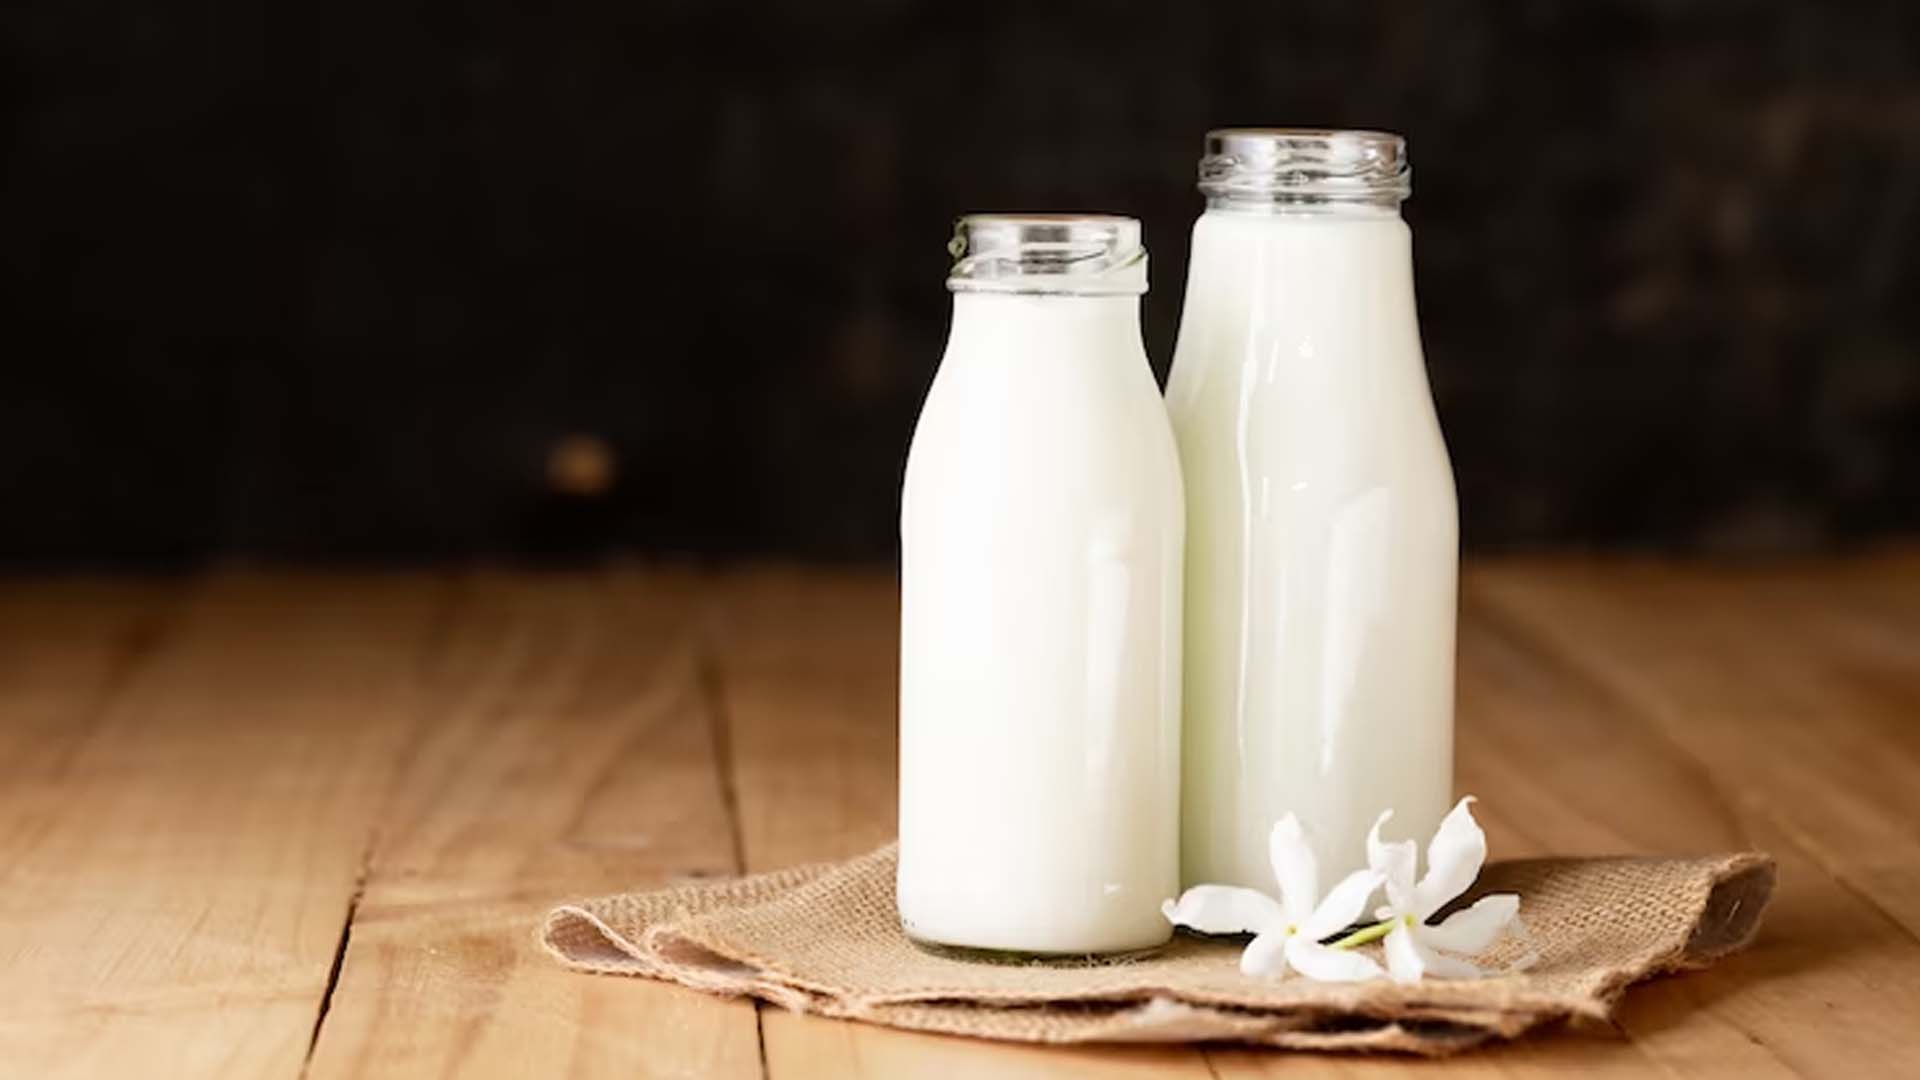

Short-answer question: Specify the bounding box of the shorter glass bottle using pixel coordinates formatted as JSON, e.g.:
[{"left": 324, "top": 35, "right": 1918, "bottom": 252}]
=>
[{"left": 897, "top": 214, "right": 1185, "bottom": 956}]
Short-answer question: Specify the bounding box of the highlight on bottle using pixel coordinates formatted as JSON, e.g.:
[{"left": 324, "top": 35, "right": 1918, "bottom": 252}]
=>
[{"left": 946, "top": 213, "right": 1149, "bottom": 296}]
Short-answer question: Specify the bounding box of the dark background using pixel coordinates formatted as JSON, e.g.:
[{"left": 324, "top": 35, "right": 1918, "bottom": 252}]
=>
[{"left": 4, "top": 1, "right": 1916, "bottom": 567}]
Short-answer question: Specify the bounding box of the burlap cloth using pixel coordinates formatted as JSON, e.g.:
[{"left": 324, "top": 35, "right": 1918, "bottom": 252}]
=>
[{"left": 540, "top": 844, "right": 1773, "bottom": 1055}]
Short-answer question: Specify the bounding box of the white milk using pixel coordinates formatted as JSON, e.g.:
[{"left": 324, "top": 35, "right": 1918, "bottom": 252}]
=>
[
  {"left": 1166, "top": 131, "right": 1456, "bottom": 887},
  {"left": 898, "top": 215, "right": 1184, "bottom": 955}
]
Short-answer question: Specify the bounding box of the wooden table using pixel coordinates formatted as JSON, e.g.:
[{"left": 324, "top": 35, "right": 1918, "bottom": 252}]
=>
[{"left": 3, "top": 553, "right": 1919, "bottom": 1077}]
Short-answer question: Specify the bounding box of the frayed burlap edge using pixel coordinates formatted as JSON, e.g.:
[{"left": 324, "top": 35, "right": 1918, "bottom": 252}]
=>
[{"left": 540, "top": 846, "right": 1773, "bottom": 1056}]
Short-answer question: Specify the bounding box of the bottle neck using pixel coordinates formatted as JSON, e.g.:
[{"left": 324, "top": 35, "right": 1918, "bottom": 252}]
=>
[
  {"left": 945, "top": 292, "right": 1145, "bottom": 365},
  {"left": 946, "top": 214, "right": 1148, "bottom": 297},
  {"left": 1203, "top": 196, "right": 1406, "bottom": 218},
  {"left": 1179, "top": 210, "right": 1419, "bottom": 363}
]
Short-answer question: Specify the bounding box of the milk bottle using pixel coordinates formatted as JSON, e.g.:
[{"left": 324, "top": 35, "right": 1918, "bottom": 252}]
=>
[
  {"left": 898, "top": 215, "right": 1185, "bottom": 955},
  {"left": 1166, "top": 130, "right": 1456, "bottom": 887}
]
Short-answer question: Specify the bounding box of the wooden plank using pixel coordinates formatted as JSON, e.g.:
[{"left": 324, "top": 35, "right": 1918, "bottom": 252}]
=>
[
  {"left": 709, "top": 569, "right": 900, "bottom": 867},
  {"left": 301, "top": 568, "right": 763, "bottom": 1080},
  {"left": 1205, "top": 1031, "right": 1669, "bottom": 1079},
  {"left": 0, "top": 573, "right": 449, "bottom": 1079},
  {"left": 14, "top": 555, "right": 1912, "bottom": 1076},
  {"left": 708, "top": 568, "right": 1217, "bottom": 1080},
  {"left": 1455, "top": 568, "right": 1920, "bottom": 1075},
  {"left": 821, "top": 1025, "right": 1212, "bottom": 1080},
  {"left": 0, "top": 579, "right": 178, "bottom": 791},
  {"left": 1471, "top": 554, "right": 1920, "bottom": 940}
]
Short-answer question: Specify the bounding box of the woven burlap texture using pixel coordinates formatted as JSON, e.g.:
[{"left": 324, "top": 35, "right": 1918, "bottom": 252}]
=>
[{"left": 541, "top": 844, "right": 1773, "bottom": 1055}]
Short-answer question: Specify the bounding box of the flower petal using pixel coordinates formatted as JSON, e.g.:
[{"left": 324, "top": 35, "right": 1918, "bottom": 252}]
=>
[
  {"left": 1366, "top": 809, "right": 1419, "bottom": 915},
  {"left": 1301, "top": 868, "right": 1383, "bottom": 941},
  {"left": 1411, "top": 933, "right": 1484, "bottom": 979},
  {"left": 1383, "top": 923, "right": 1425, "bottom": 984},
  {"left": 1240, "top": 929, "right": 1290, "bottom": 977},
  {"left": 1268, "top": 814, "right": 1319, "bottom": 927},
  {"left": 1162, "top": 885, "right": 1287, "bottom": 935},
  {"left": 1385, "top": 924, "right": 1485, "bottom": 982},
  {"left": 1284, "top": 935, "right": 1383, "bottom": 982},
  {"left": 1412, "top": 796, "right": 1488, "bottom": 920},
  {"left": 1423, "top": 893, "right": 1519, "bottom": 956}
]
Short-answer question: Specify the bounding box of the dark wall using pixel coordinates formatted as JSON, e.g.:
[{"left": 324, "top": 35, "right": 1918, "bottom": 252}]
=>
[{"left": 4, "top": 1, "right": 1916, "bottom": 565}]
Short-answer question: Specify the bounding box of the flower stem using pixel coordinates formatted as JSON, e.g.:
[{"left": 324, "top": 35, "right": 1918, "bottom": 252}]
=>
[{"left": 1327, "top": 918, "right": 1398, "bottom": 950}]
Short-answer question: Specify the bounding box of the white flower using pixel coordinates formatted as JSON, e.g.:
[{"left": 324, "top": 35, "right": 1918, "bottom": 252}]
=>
[
  {"left": 1162, "top": 814, "right": 1384, "bottom": 981},
  {"left": 1366, "top": 796, "right": 1522, "bottom": 983}
]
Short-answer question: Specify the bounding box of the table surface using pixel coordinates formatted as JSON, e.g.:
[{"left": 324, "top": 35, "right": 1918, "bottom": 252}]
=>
[{"left": 3, "top": 553, "right": 1919, "bottom": 1077}]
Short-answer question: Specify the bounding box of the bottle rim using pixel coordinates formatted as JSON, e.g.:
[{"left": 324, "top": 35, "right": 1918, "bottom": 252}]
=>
[
  {"left": 1199, "top": 128, "right": 1411, "bottom": 208},
  {"left": 946, "top": 213, "right": 1149, "bottom": 296}
]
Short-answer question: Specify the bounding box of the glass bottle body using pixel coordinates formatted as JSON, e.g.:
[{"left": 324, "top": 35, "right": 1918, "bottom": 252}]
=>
[
  {"left": 898, "top": 216, "right": 1184, "bottom": 956},
  {"left": 1166, "top": 132, "right": 1457, "bottom": 887}
]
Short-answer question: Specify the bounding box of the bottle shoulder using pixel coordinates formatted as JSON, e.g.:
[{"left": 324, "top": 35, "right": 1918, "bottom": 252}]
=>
[{"left": 904, "top": 368, "right": 1180, "bottom": 520}]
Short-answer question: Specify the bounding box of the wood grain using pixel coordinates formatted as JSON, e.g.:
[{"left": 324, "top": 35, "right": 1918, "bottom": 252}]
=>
[
  {"left": 1454, "top": 583, "right": 1920, "bottom": 1076},
  {"left": 3, "top": 553, "right": 1917, "bottom": 1076},
  {"left": 1471, "top": 554, "right": 1920, "bottom": 939},
  {"left": 0, "top": 574, "right": 448, "bottom": 1078},
  {"left": 300, "top": 570, "right": 762, "bottom": 1080}
]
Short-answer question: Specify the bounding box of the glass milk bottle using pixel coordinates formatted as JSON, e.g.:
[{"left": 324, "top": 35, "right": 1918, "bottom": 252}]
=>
[
  {"left": 897, "top": 215, "right": 1185, "bottom": 956},
  {"left": 1166, "top": 130, "right": 1456, "bottom": 888}
]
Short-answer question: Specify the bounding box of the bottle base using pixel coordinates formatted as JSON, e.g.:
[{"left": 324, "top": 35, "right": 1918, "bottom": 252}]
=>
[{"left": 902, "top": 932, "right": 1168, "bottom": 966}]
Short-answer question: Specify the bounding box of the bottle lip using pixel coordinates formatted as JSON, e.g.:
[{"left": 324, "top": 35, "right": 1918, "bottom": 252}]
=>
[
  {"left": 1199, "top": 128, "right": 1411, "bottom": 207},
  {"left": 947, "top": 213, "right": 1149, "bottom": 296}
]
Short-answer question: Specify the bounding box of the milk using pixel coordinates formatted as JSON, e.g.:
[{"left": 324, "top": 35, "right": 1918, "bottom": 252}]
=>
[
  {"left": 897, "top": 215, "right": 1184, "bottom": 955},
  {"left": 1166, "top": 131, "right": 1456, "bottom": 887}
]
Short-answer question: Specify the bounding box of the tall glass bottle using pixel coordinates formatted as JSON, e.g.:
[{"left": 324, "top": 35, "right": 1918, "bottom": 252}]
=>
[
  {"left": 1166, "top": 130, "right": 1456, "bottom": 886},
  {"left": 898, "top": 215, "right": 1184, "bottom": 955}
]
